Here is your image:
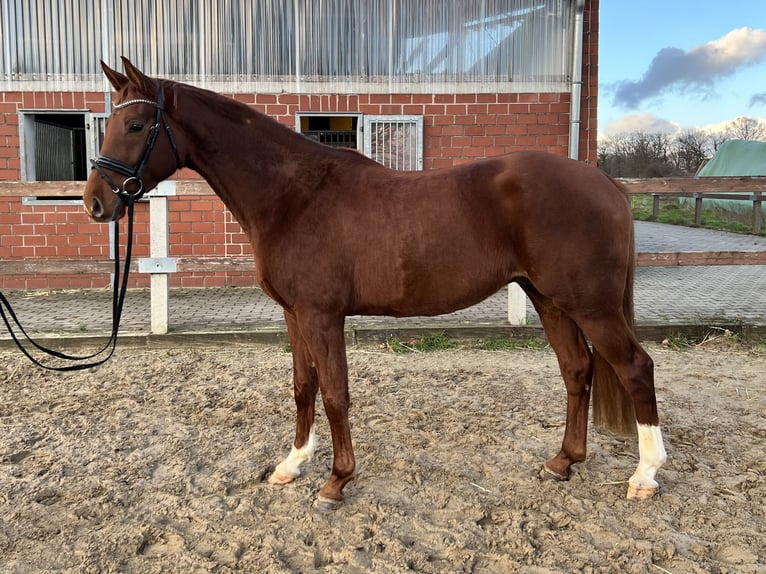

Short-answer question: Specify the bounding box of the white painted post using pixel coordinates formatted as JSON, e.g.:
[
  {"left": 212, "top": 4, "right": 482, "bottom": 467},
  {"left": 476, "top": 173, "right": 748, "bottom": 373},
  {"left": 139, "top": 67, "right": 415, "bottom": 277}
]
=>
[
  {"left": 149, "top": 195, "right": 169, "bottom": 334},
  {"left": 507, "top": 283, "right": 527, "bottom": 325},
  {"left": 138, "top": 181, "right": 177, "bottom": 334}
]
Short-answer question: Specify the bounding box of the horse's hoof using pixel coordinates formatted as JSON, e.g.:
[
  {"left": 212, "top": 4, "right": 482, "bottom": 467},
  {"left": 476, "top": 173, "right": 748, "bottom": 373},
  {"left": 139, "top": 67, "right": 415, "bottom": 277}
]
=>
[
  {"left": 315, "top": 496, "right": 343, "bottom": 513},
  {"left": 626, "top": 484, "right": 659, "bottom": 500},
  {"left": 540, "top": 463, "right": 569, "bottom": 482},
  {"left": 268, "top": 471, "right": 297, "bottom": 485}
]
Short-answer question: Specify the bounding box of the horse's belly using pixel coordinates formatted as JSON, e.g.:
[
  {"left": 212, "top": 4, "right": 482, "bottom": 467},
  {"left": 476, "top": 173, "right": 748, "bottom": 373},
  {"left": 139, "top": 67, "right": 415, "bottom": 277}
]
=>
[{"left": 352, "top": 261, "right": 509, "bottom": 318}]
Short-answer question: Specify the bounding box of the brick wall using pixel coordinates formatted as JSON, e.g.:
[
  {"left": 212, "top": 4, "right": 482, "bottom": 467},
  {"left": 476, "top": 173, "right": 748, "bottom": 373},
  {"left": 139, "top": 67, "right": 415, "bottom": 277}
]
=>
[
  {"left": 168, "top": 195, "right": 256, "bottom": 288},
  {"left": 0, "top": 1, "right": 599, "bottom": 290},
  {"left": 0, "top": 199, "right": 147, "bottom": 289}
]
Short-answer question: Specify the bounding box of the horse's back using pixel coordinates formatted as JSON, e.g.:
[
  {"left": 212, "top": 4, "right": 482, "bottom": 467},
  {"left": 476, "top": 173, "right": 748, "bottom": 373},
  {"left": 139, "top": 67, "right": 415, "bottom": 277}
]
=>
[
  {"left": 342, "top": 151, "right": 629, "bottom": 315},
  {"left": 494, "top": 151, "right": 628, "bottom": 211}
]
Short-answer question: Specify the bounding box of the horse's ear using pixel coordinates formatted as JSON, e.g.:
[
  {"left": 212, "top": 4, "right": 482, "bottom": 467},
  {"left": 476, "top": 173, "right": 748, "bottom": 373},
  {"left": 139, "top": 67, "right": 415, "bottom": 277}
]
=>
[
  {"left": 121, "top": 57, "right": 158, "bottom": 98},
  {"left": 101, "top": 60, "right": 129, "bottom": 91}
]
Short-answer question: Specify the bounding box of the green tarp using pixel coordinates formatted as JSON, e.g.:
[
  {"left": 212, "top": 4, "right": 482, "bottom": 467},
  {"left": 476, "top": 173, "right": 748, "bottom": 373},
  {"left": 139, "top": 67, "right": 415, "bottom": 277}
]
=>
[
  {"left": 692, "top": 139, "right": 766, "bottom": 214},
  {"left": 697, "top": 139, "right": 766, "bottom": 177}
]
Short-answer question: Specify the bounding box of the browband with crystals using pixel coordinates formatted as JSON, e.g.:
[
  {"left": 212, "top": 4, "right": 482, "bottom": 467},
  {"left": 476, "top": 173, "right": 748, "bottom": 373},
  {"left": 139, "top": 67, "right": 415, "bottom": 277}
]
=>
[{"left": 114, "top": 98, "right": 158, "bottom": 110}]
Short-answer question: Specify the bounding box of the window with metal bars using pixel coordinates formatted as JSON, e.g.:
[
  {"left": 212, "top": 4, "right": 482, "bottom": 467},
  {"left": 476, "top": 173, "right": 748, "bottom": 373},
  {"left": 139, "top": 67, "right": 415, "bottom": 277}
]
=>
[
  {"left": 19, "top": 112, "right": 100, "bottom": 182},
  {"left": 363, "top": 115, "right": 424, "bottom": 171}
]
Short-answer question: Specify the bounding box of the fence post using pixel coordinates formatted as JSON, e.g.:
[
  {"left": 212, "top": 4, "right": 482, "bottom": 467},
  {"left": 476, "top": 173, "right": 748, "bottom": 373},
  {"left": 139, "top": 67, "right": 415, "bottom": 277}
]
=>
[
  {"left": 693, "top": 193, "right": 703, "bottom": 226},
  {"left": 508, "top": 283, "right": 527, "bottom": 325},
  {"left": 138, "top": 181, "right": 177, "bottom": 334},
  {"left": 753, "top": 192, "right": 762, "bottom": 235}
]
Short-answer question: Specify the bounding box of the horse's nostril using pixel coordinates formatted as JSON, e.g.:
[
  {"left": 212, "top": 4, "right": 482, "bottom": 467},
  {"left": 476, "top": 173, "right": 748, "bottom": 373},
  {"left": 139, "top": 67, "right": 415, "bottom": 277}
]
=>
[{"left": 91, "top": 197, "right": 103, "bottom": 218}]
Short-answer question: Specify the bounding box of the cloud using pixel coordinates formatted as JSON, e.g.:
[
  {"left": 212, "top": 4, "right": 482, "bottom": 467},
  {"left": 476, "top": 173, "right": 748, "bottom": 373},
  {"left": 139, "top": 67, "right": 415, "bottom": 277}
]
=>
[
  {"left": 699, "top": 115, "right": 766, "bottom": 134},
  {"left": 613, "top": 27, "right": 766, "bottom": 108},
  {"left": 599, "top": 114, "right": 766, "bottom": 140},
  {"left": 602, "top": 113, "right": 680, "bottom": 137},
  {"left": 751, "top": 92, "right": 766, "bottom": 107}
]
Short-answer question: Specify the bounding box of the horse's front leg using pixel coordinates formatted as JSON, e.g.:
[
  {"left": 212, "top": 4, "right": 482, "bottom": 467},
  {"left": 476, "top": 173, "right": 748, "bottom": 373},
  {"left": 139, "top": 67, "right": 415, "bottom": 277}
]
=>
[
  {"left": 268, "top": 310, "right": 318, "bottom": 485},
  {"left": 297, "top": 311, "right": 355, "bottom": 509},
  {"left": 269, "top": 310, "right": 355, "bottom": 508}
]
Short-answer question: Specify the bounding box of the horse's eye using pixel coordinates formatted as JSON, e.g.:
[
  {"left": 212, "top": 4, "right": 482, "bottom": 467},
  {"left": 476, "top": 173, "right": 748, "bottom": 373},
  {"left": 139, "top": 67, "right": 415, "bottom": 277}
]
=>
[{"left": 128, "top": 122, "right": 144, "bottom": 133}]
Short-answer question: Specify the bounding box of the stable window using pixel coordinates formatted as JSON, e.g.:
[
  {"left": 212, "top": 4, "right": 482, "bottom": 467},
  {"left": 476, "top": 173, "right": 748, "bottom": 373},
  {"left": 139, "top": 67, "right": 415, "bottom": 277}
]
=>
[
  {"left": 296, "top": 113, "right": 362, "bottom": 150},
  {"left": 363, "top": 115, "right": 423, "bottom": 171},
  {"left": 296, "top": 113, "right": 423, "bottom": 171},
  {"left": 19, "top": 110, "right": 107, "bottom": 204}
]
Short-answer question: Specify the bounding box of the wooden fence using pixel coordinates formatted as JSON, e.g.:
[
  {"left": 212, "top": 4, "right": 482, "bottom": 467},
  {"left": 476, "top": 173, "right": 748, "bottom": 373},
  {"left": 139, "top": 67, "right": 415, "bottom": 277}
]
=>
[
  {"left": 2, "top": 177, "right": 765, "bottom": 330},
  {"left": 621, "top": 176, "right": 764, "bottom": 235}
]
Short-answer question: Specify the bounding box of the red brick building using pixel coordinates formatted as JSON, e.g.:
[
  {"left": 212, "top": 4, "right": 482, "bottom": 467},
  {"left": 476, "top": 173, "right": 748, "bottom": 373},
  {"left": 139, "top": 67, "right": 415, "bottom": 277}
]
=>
[{"left": 0, "top": 0, "right": 599, "bottom": 290}]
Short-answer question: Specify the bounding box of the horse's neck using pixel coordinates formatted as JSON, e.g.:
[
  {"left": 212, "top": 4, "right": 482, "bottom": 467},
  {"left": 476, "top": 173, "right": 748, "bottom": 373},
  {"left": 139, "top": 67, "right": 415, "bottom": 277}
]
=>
[{"left": 176, "top": 88, "right": 320, "bottom": 239}]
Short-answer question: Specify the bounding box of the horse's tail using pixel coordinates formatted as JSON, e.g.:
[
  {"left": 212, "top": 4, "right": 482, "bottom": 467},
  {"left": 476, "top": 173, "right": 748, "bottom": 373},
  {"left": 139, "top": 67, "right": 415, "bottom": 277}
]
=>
[{"left": 591, "top": 178, "right": 638, "bottom": 437}]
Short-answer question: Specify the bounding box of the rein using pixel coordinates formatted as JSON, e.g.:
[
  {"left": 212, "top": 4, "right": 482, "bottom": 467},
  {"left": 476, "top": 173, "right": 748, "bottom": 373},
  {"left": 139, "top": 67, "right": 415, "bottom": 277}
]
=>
[
  {"left": 0, "top": 199, "right": 135, "bottom": 371},
  {"left": 0, "top": 84, "right": 179, "bottom": 372}
]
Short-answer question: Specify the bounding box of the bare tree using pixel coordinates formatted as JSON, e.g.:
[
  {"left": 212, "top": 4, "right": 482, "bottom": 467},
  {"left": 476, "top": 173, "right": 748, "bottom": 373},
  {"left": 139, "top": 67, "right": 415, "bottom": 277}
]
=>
[
  {"left": 724, "top": 117, "right": 766, "bottom": 141},
  {"left": 672, "top": 129, "right": 709, "bottom": 174},
  {"left": 708, "top": 131, "right": 730, "bottom": 153},
  {"left": 599, "top": 119, "right": 766, "bottom": 178},
  {"left": 597, "top": 132, "right": 679, "bottom": 177}
]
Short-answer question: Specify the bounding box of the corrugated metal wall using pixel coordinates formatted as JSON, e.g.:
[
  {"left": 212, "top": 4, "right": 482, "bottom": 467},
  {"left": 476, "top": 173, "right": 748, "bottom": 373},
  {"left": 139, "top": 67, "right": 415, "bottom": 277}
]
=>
[{"left": 0, "top": 0, "right": 573, "bottom": 93}]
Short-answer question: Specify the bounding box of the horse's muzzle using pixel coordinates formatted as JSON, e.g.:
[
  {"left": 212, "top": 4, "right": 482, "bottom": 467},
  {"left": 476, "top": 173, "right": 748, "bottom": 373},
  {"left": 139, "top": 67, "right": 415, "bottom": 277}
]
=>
[{"left": 86, "top": 194, "right": 125, "bottom": 222}]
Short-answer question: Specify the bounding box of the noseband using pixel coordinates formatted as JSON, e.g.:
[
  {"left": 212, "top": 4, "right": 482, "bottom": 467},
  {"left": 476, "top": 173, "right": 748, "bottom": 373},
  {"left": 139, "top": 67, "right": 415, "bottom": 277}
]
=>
[{"left": 90, "top": 82, "right": 181, "bottom": 204}]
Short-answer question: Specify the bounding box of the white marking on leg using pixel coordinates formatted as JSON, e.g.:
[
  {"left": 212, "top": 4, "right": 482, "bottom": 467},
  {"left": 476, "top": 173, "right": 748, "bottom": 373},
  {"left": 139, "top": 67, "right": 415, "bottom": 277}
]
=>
[
  {"left": 628, "top": 424, "right": 667, "bottom": 496},
  {"left": 270, "top": 427, "right": 316, "bottom": 483}
]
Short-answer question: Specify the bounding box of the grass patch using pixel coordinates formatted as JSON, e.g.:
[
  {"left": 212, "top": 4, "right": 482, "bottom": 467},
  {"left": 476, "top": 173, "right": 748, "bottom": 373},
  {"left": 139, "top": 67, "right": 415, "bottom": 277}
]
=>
[
  {"left": 661, "top": 332, "right": 695, "bottom": 350},
  {"left": 386, "top": 332, "right": 456, "bottom": 353},
  {"left": 660, "top": 327, "right": 766, "bottom": 353},
  {"left": 750, "top": 339, "right": 766, "bottom": 355},
  {"left": 384, "top": 333, "right": 549, "bottom": 353},
  {"left": 386, "top": 337, "right": 415, "bottom": 353},
  {"left": 709, "top": 328, "right": 766, "bottom": 354},
  {"left": 473, "top": 336, "right": 547, "bottom": 351}
]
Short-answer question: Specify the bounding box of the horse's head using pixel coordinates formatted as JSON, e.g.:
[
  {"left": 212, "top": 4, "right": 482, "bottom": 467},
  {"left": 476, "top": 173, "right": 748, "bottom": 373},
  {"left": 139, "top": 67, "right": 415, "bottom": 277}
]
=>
[{"left": 84, "top": 58, "right": 182, "bottom": 222}]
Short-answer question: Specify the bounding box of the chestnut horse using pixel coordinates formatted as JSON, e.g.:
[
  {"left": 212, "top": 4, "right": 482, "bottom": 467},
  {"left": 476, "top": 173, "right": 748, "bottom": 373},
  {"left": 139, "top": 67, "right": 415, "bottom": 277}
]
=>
[{"left": 85, "top": 59, "right": 666, "bottom": 509}]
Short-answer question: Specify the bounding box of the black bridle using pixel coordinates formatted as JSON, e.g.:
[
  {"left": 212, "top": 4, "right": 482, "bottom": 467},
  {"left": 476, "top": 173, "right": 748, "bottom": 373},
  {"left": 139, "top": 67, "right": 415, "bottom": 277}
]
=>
[
  {"left": 0, "top": 83, "right": 180, "bottom": 371},
  {"left": 91, "top": 81, "right": 181, "bottom": 203}
]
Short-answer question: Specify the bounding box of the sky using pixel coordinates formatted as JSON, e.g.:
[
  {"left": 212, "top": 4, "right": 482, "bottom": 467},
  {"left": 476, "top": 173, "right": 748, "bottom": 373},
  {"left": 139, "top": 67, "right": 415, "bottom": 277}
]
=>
[{"left": 598, "top": 0, "right": 766, "bottom": 138}]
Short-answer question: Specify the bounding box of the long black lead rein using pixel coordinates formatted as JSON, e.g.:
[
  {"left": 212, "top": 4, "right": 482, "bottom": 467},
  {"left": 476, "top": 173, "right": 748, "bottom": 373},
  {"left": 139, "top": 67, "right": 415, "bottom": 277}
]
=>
[
  {"left": 1, "top": 82, "right": 179, "bottom": 372},
  {"left": 0, "top": 198, "right": 136, "bottom": 372}
]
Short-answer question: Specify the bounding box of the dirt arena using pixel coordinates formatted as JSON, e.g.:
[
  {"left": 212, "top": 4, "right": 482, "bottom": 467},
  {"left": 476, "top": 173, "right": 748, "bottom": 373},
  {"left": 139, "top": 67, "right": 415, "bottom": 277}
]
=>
[{"left": 0, "top": 337, "right": 763, "bottom": 573}]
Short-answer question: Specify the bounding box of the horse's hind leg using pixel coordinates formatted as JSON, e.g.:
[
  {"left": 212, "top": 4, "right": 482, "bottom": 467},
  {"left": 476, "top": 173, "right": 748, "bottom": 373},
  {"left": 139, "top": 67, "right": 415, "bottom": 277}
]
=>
[
  {"left": 527, "top": 290, "right": 593, "bottom": 480},
  {"left": 581, "top": 316, "right": 667, "bottom": 499},
  {"left": 268, "top": 310, "right": 318, "bottom": 485}
]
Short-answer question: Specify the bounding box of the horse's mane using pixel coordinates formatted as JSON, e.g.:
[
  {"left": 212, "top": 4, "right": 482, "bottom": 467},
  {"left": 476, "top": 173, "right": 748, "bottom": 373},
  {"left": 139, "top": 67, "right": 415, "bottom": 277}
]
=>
[
  {"left": 169, "top": 81, "right": 247, "bottom": 123},
  {"left": 170, "top": 81, "right": 380, "bottom": 169}
]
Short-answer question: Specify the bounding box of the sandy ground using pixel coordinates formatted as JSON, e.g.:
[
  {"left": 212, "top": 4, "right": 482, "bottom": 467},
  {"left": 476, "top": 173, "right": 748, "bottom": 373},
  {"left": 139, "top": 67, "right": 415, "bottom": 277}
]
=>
[{"left": 0, "top": 338, "right": 764, "bottom": 573}]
